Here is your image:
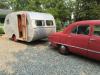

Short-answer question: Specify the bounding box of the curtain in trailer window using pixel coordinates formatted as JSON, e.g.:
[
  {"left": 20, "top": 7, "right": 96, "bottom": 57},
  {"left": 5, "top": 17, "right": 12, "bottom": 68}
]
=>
[
  {"left": 35, "top": 20, "right": 45, "bottom": 26},
  {"left": 46, "top": 20, "right": 53, "bottom": 26}
]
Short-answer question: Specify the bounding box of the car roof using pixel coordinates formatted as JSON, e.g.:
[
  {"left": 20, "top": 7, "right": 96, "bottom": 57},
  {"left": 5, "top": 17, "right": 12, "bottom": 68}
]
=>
[{"left": 71, "top": 20, "right": 100, "bottom": 26}]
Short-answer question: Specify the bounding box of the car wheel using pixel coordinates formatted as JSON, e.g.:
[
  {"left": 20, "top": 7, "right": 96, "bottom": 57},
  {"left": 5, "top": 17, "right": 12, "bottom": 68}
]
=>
[{"left": 59, "top": 45, "right": 69, "bottom": 55}]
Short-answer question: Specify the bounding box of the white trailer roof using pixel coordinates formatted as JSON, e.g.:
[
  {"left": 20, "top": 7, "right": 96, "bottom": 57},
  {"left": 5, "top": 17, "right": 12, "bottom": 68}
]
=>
[
  {"left": 8, "top": 11, "right": 54, "bottom": 20},
  {"left": 28, "top": 12, "right": 54, "bottom": 20}
]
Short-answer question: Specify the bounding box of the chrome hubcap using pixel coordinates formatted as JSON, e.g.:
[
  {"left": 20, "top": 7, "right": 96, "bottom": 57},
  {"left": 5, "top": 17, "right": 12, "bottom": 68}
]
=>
[{"left": 61, "top": 45, "right": 66, "bottom": 50}]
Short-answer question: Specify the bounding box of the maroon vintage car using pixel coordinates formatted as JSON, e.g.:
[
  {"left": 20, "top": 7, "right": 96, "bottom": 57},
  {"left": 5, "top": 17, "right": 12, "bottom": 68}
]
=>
[{"left": 48, "top": 20, "right": 100, "bottom": 60}]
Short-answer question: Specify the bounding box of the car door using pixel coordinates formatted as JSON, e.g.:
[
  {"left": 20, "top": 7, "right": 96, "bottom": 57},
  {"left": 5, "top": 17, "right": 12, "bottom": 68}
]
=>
[
  {"left": 88, "top": 25, "right": 100, "bottom": 60},
  {"left": 69, "top": 24, "right": 91, "bottom": 55}
]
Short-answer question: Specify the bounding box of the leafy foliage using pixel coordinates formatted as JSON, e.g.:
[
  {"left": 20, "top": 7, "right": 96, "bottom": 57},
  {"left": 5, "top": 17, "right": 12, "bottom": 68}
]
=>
[
  {"left": 0, "top": 0, "right": 76, "bottom": 30},
  {"left": 75, "top": 0, "right": 100, "bottom": 21},
  {"left": 0, "top": 14, "right": 6, "bottom": 23},
  {"left": 0, "top": 0, "right": 9, "bottom": 9},
  {"left": 0, "top": 27, "right": 4, "bottom": 34},
  {"left": 9, "top": 0, "right": 75, "bottom": 30}
]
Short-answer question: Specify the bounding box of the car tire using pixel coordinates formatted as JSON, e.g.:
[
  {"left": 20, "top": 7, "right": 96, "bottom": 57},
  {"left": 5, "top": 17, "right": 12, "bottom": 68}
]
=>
[{"left": 59, "top": 45, "right": 69, "bottom": 55}]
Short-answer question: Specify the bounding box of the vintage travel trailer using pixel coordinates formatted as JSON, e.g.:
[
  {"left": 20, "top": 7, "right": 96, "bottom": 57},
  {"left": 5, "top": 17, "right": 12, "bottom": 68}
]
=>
[{"left": 4, "top": 11, "right": 56, "bottom": 42}]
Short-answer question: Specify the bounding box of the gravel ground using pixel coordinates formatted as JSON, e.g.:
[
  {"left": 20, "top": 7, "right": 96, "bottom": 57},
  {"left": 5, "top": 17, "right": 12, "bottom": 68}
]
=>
[{"left": 0, "top": 35, "right": 100, "bottom": 75}]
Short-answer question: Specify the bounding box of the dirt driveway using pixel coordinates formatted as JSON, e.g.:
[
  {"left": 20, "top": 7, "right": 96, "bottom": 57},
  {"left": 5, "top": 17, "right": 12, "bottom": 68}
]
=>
[{"left": 0, "top": 35, "right": 100, "bottom": 75}]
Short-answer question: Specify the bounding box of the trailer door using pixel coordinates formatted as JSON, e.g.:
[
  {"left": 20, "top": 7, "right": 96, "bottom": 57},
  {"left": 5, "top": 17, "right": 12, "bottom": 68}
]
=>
[{"left": 17, "top": 14, "right": 27, "bottom": 41}]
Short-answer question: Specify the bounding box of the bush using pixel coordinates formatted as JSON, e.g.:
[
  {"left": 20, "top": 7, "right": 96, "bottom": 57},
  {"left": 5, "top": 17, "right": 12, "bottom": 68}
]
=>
[
  {"left": 0, "top": 28, "right": 4, "bottom": 34},
  {"left": 0, "top": 14, "right": 6, "bottom": 23},
  {"left": 56, "top": 19, "right": 62, "bottom": 31},
  {"left": 0, "top": 23, "right": 4, "bottom": 26}
]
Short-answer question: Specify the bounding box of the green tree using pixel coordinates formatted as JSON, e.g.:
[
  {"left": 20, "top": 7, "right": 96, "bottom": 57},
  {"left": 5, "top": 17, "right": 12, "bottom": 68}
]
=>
[
  {"left": 9, "top": 0, "right": 75, "bottom": 19},
  {"left": 41, "top": 0, "right": 75, "bottom": 29},
  {"left": 75, "top": 0, "right": 100, "bottom": 21},
  {"left": 0, "top": 0, "right": 9, "bottom": 9},
  {"left": 7, "top": 0, "right": 75, "bottom": 30},
  {"left": 9, "top": 0, "right": 42, "bottom": 11}
]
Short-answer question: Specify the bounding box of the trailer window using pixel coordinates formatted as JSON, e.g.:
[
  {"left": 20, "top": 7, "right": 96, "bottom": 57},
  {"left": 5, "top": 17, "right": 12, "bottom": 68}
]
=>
[
  {"left": 35, "top": 20, "right": 44, "bottom": 26},
  {"left": 46, "top": 20, "right": 53, "bottom": 26}
]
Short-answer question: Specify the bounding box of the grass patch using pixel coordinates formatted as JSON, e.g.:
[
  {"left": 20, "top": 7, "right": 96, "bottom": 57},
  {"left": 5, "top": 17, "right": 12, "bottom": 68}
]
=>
[
  {"left": 0, "top": 27, "right": 4, "bottom": 35},
  {"left": 0, "top": 23, "right": 4, "bottom": 26},
  {"left": 0, "top": 23, "right": 4, "bottom": 35},
  {"left": 0, "top": 23, "right": 4, "bottom": 30}
]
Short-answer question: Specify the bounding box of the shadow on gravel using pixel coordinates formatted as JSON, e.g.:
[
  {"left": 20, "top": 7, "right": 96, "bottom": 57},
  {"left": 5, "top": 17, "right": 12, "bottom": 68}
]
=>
[
  {"left": 10, "top": 39, "right": 100, "bottom": 64},
  {"left": 70, "top": 53, "right": 100, "bottom": 64},
  {"left": 15, "top": 39, "right": 48, "bottom": 46},
  {"left": 0, "top": 70, "right": 6, "bottom": 75}
]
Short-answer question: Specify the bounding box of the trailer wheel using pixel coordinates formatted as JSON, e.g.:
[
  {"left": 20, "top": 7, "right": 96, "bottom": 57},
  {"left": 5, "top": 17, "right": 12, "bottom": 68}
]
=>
[
  {"left": 11, "top": 34, "right": 17, "bottom": 42},
  {"left": 59, "top": 45, "right": 69, "bottom": 55}
]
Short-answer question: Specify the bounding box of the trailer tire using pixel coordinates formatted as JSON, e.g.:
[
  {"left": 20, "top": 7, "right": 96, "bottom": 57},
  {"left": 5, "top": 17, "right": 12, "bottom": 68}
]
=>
[{"left": 11, "top": 34, "right": 17, "bottom": 42}]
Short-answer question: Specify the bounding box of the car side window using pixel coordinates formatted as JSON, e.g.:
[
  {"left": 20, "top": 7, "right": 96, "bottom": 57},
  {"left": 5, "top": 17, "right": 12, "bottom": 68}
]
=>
[
  {"left": 72, "top": 26, "right": 78, "bottom": 34},
  {"left": 94, "top": 25, "right": 100, "bottom": 36},
  {"left": 72, "top": 25, "right": 90, "bottom": 35}
]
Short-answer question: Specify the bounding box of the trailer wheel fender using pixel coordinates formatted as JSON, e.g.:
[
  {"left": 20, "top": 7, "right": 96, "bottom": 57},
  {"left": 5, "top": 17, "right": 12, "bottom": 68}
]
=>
[{"left": 11, "top": 34, "right": 17, "bottom": 41}]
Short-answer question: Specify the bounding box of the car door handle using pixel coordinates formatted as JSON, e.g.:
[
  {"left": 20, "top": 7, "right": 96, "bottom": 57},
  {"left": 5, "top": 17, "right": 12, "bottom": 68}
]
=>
[{"left": 90, "top": 39, "right": 95, "bottom": 41}]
